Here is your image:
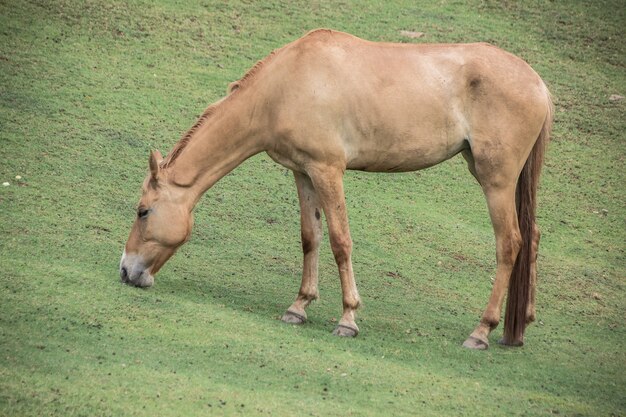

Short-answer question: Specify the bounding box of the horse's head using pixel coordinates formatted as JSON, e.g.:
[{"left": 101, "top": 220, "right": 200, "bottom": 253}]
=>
[{"left": 119, "top": 151, "right": 194, "bottom": 287}]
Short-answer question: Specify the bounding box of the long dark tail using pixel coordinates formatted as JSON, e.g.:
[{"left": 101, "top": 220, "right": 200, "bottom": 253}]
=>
[{"left": 503, "top": 88, "right": 553, "bottom": 344}]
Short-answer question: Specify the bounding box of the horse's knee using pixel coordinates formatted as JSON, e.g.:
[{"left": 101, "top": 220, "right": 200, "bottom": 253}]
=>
[
  {"left": 330, "top": 235, "right": 352, "bottom": 265},
  {"left": 301, "top": 230, "right": 321, "bottom": 255}
]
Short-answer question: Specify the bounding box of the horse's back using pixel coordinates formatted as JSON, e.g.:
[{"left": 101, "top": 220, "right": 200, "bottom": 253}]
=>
[{"left": 257, "top": 30, "right": 550, "bottom": 173}]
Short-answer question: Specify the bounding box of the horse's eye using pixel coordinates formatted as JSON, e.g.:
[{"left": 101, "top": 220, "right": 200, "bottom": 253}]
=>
[{"left": 137, "top": 208, "right": 149, "bottom": 219}]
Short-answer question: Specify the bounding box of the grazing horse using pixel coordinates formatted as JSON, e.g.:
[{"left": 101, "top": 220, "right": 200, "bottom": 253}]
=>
[{"left": 120, "top": 29, "right": 552, "bottom": 349}]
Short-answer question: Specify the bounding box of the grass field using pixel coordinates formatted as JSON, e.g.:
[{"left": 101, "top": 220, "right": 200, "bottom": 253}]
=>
[{"left": 1, "top": 0, "right": 624, "bottom": 416}]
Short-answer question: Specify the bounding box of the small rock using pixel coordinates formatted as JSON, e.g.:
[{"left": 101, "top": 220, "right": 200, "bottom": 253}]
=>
[
  {"left": 2, "top": 182, "right": 8, "bottom": 186},
  {"left": 400, "top": 30, "right": 425, "bottom": 39},
  {"left": 609, "top": 94, "right": 624, "bottom": 101},
  {"left": 592, "top": 292, "right": 601, "bottom": 300},
  {"left": 15, "top": 175, "right": 21, "bottom": 180}
]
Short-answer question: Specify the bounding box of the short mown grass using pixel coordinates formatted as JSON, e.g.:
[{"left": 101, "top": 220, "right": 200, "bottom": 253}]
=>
[{"left": 1, "top": 1, "right": 624, "bottom": 416}]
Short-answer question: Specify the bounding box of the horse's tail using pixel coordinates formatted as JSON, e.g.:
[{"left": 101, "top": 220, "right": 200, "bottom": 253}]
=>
[{"left": 503, "top": 86, "right": 553, "bottom": 344}]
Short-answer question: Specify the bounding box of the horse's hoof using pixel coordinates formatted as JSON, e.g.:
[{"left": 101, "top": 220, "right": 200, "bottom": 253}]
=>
[
  {"left": 498, "top": 337, "right": 524, "bottom": 347},
  {"left": 281, "top": 309, "right": 307, "bottom": 324},
  {"left": 462, "top": 336, "right": 489, "bottom": 350},
  {"left": 332, "top": 324, "right": 359, "bottom": 337}
]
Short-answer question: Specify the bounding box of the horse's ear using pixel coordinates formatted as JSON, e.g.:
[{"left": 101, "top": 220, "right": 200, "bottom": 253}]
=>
[{"left": 149, "top": 150, "right": 163, "bottom": 181}]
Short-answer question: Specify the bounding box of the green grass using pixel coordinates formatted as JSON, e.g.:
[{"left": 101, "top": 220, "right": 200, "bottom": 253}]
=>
[{"left": 1, "top": 0, "right": 624, "bottom": 416}]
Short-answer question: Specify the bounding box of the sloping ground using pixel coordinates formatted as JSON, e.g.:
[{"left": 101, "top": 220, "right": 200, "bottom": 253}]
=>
[{"left": 1, "top": 1, "right": 624, "bottom": 416}]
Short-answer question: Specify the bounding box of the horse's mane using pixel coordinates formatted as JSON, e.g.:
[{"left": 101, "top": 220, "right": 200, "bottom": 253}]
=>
[
  {"left": 160, "top": 45, "right": 286, "bottom": 169},
  {"left": 227, "top": 48, "right": 281, "bottom": 94},
  {"left": 160, "top": 106, "right": 216, "bottom": 169}
]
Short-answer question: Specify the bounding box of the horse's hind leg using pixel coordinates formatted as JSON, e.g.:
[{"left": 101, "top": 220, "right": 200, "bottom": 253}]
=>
[
  {"left": 464, "top": 148, "right": 539, "bottom": 327},
  {"left": 463, "top": 168, "right": 522, "bottom": 350},
  {"left": 462, "top": 150, "right": 480, "bottom": 184},
  {"left": 282, "top": 172, "right": 323, "bottom": 324}
]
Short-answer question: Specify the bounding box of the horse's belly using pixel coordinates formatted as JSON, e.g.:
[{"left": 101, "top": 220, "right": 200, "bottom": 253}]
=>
[
  {"left": 344, "top": 114, "right": 469, "bottom": 173},
  {"left": 346, "top": 139, "right": 466, "bottom": 172}
]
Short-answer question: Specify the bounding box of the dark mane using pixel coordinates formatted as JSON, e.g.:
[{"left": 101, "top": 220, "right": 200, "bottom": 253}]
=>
[
  {"left": 160, "top": 105, "right": 217, "bottom": 169},
  {"left": 227, "top": 45, "right": 286, "bottom": 93},
  {"left": 229, "top": 29, "right": 335, "bottom": 93}
]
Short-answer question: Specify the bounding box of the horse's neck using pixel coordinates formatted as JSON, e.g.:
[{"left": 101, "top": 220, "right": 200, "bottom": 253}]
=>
[{"left": 165, "top": 96, "right": 265, "bottom": 205}]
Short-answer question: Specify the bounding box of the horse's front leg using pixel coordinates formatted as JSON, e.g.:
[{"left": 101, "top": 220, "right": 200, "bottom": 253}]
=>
[
  {"left": 308, "top": 165, "right": 361, "bottom": 337},
  {"left": 282, "top": 172, "right": 323, "bottom": 324}
]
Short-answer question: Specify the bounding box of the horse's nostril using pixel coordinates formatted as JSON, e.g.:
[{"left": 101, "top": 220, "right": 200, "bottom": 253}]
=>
[{"left": 120, "top": 266, "right": 129, "bottom": 282}]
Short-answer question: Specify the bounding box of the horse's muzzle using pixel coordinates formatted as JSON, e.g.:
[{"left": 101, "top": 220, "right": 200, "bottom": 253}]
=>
[
  {"left": 120, "top": 266, "right": 130, "bottom": 282},
  {"left": 119, "top": 251, "right": 154, "bottom": 288}
]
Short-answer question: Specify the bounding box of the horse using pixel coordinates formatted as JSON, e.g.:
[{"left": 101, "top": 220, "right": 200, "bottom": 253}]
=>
[{"left": 119, "top": 29, "right": 552, "bottom": 349}]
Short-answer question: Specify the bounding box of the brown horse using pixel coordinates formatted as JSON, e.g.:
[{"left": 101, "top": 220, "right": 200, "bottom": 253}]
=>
[{"left": 120, "top": 29, "right": 552, "bottom": 349}]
